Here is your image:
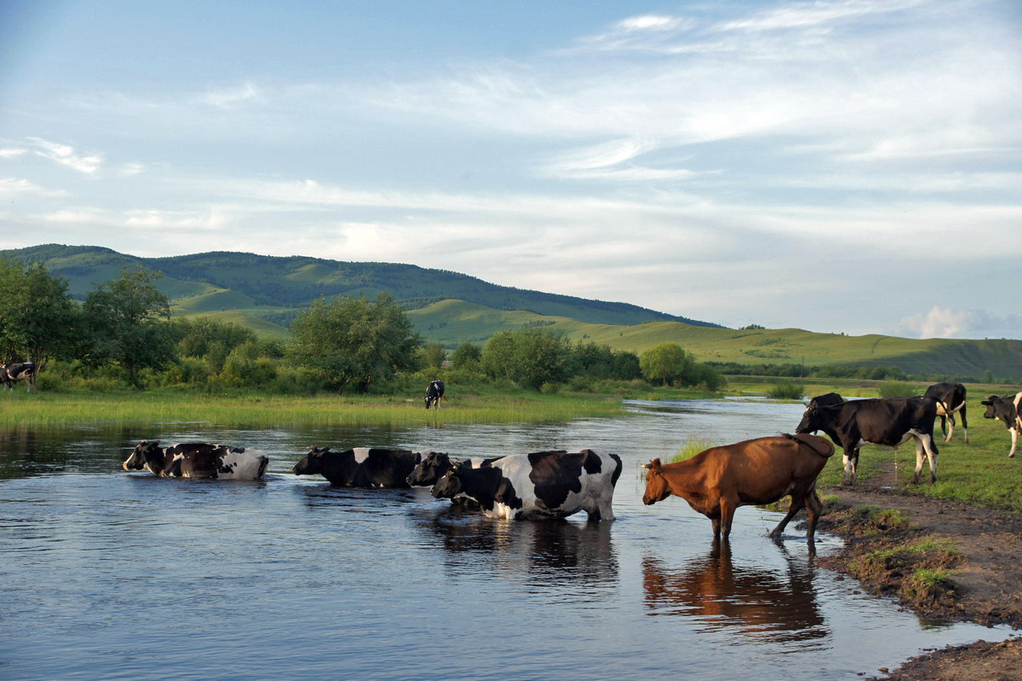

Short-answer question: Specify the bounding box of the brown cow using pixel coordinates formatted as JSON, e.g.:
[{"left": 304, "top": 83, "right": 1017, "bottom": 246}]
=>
[{"left": 642, "top": 433, "right": 834, "bottom": 540}]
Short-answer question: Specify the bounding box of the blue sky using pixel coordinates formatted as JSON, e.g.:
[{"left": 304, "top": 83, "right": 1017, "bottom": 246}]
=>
[{"left": 1, "top": 0, "right": 1020, "bottom": 339}]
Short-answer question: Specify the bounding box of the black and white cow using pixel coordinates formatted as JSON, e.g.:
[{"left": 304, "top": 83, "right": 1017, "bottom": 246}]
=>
[
  {"left": 795, "top": 395, "right": 940, "bottom": 485},
  {"left": 123, "top": 440, "right": 269, "bottom": 480},
  {"left": 292, "top": 446, "right": 425, "bottom": 488},
  {"left": 923, "top": 382, "right": 968, "bottom": 443},
  {"left": 406, "top": 451, "right": 495, "bottom": 487},
  {"left": 981, "top": 393, "right": 1022, "bottom": 458},
  {"left": 429, "top": 449, "right": 623, "bottom": 521},
  {"left": 1, "top": 362, "right": 36, "bottom": 392},
  {"left": 425, "top": 380, "right": 445, "bottom": 409}
]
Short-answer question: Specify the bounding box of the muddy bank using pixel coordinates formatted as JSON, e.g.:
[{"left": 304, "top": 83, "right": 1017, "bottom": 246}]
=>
[{"left": 815, "top": 479, "right": 1022, "bottom": 679}]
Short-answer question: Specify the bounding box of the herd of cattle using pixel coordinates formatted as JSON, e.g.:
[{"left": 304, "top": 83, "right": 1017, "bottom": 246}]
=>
[{"left": 85, "top": 377, "right": 1022, "bottom": 539}]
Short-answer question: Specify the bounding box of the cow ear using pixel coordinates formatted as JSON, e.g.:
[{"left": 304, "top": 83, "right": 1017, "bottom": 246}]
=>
[{"left": 649, "top": 458, "right": 661, "bottom": 471}]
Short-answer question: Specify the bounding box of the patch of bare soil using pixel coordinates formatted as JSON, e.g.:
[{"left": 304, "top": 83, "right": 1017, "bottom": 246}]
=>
[{"left": 815, "top": 460, "right": 1022, "bottom": 679}]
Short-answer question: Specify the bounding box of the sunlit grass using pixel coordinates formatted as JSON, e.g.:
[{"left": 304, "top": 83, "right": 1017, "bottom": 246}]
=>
[{"left": 0, "top": 390, "right": 625, "bottom": 428}]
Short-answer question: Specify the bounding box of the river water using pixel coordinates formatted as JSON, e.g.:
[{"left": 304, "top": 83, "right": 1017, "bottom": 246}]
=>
[{"left": 0, "top": 399, "right": 1006, "bottom": 680}]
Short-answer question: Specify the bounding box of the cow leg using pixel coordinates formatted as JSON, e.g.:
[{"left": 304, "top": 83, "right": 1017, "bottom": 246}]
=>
[
  {"left": 913, "top": 435, "right": 938, "bottom": 484},
  {"left": 1010, "top": 427, "right": 1019, "bottom": 458},
  {"left": 960, "top": 405, "right": 968, "bottom": 444},
  {"left": 719, "top": 498, "right": 738, "bottom": 540},
  {"left": 943, "top": 414, "right": 954, "bottom": 443},
  {"left": 803, "top": 490, "right": 823, "bottom": 539},
  {"left": 768, "top": 494, "right": 805, "bottom": 538},
  {"left": 710, "top": 516, "right": 722, "bottom": 539},
  {"left": 938, "top": 414, "right": 949, "bottom": 442},
  {"left": 841, "top": 448, "right": 858, "bottom": 485}
]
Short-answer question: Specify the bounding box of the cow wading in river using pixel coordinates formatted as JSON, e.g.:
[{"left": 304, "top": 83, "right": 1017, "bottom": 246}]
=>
[
  {"left": 923, "top": 382, "right": 968, "bottom": 443},
  {"left": 430, "top": 449, "right": 622, "bottom": 521},
  {"left": 292, "top": 446, "right": 425, "bottom": 488},
  {"left": 1, "top": 362, "right": 37, "bottom": 392},
  {"left": 123, "top": 440, "right": 269, "bottom": 480},
  {"left": 641, "top": 434, "right": 834, "bottom": 540},
  {"left": 981, "top": 393, "right": 1022, "bottom": 457},
  {"left": 796, "top": 394, "right": 941, "bottom": 485}
]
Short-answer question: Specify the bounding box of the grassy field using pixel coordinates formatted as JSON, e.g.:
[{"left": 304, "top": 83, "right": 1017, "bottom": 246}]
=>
[{"left": 0, "top": 390, "right": 626, "bottom": 428}]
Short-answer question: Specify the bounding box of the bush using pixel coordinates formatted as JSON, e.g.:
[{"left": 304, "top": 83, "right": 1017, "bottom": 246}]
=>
[
  {"left": 767, "top": 381, "right": 805, "bottom": 400},
  {"left": 877, "top": 381, "right": 920, "bottom": 398}
]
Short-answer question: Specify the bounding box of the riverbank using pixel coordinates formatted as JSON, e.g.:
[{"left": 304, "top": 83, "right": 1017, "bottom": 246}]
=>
[{"left": 816, "top": 464, "right": 1022, "bottom": 679}]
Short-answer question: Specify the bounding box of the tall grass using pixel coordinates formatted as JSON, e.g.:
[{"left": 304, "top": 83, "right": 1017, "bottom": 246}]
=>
[{"left": 0, "top": 390, "right": 625, "bottom": 428}]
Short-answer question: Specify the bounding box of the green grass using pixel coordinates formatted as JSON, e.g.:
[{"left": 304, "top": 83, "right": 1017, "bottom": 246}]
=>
[{"left": 0, "top": 390, "right": 626, "bottom": 428}]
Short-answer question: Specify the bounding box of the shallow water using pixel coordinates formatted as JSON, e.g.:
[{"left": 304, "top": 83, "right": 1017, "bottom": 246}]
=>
[{"left": 0, "top": 399, "right": 1006, "bottom": 680}]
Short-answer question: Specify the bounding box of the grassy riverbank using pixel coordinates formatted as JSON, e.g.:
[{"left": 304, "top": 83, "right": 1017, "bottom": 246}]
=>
[{"left": 0, "top": 389, "right": 627, "bottom": 428}]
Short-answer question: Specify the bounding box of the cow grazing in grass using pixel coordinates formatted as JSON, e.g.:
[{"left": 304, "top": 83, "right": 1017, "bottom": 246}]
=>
[
  {"left": 425, "top": 380, "right": 445, "bottom": 409},
  {"left": 981, "top": 393, "right": 1022, "bottom": 458},
  {"left": 1, "top": 362, "right": 36, "bottom": 392},
  {"left": 796, "top": 394, "right": 940, "bottom": 484},
  {"left": 292, "top": 446, "right": 424, "bottom": 488},
  {"left": 924, "top": 382, "right": 968, "bottom": 443},
  {"left": 430, "top": 449, "right": 622, "bottom": 522},
  {"left": 123, "top": 440, "right": 269, "bottom": 480},
  {"left": 642, "top": 434, "right": 834, "bottom": 540}
]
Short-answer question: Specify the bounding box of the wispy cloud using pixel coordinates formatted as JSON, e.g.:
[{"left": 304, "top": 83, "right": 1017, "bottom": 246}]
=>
[
  {"left": 26, "top": 137, "right": 103, "bottom": 174},
  {"left": 0, "top": 177, "right": 67, "bottom": 197}
]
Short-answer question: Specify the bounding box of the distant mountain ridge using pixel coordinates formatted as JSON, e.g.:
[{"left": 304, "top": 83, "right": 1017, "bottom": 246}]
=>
[
  {"left": 2, "top": 243, "right": 722, "bottom": 327},
  {"left": 7, "top": 243, "right": 1022, "bottom": 380}
]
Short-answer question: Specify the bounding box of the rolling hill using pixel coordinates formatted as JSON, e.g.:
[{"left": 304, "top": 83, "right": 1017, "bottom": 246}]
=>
[{"left": 5, "top": 244, "right": 1022, "bottom": 380}]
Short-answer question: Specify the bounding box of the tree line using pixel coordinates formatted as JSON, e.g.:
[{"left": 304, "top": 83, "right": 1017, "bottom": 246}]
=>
[{"left": 0, "top": 260, "right": 725, "bottom": 393}]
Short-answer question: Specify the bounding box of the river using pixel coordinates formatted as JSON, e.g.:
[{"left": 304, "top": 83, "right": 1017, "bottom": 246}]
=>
[{"left": 0, "top": 399, "right": 1006, "bottom": 679}]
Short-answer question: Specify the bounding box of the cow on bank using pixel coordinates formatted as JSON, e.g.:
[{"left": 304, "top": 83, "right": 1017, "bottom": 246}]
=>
[
  {"left": 430, "top": 449, "right": 622, "bottom": 521},
  {"left": 123, "top": 440, "right": 269, "bottom": 480},
  {"left": 795, "top": 394, "right": 940, "bottom": 484},
  {"left": 292, "top": 446, "right": 424, "bottom": 488},
  {"left": 1, "top": 362, "right": 37, "bottom": 392},
  {"left": 641, "top": 434, "right": 834, "bottom": 540},
  {"left": 981, "top": 393, "right": 1022, "bottom": 458},
  {"left": 425, "top": 380, "right": 445, "bottom": 409},
  {"left": 924, "top": 382, "right": 968, "bottom": 443}
]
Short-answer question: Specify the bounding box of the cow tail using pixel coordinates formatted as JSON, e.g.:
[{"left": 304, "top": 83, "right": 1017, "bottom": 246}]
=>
[{"left": 783, "top": 432, "right": 835, "bottom": 458}]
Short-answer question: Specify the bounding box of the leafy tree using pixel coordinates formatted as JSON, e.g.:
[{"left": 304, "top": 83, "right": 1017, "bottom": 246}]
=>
[
  {"left": 0, "top": 258, "right": 81, "bottom": 365},
  {"left": 640, "top": 342, "right": 693, "bottom": 387},
  {"left": 420, "top": 342, "right": 447, "bottom": 371},
  {"left": 481, "top": 327, "right": 572, "bottom": 390},
  {"left": 288, "top": 293, "right": 421, "bottom": 392},
  {"left": 450, "top": 342, "right": 482, "bottom": 371},
  {"left": 83, "top": 266, "right": 175, "bottom": 387}
]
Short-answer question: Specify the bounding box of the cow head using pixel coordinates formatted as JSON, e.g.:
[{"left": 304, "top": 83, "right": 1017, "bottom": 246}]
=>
[
  {"left": 981, "top": 395, "right": 1017, "bottom": 424},
  {"left": 795, "top": 393, "right": 843, "bottom": 434},
  {"left": 641, "top": 459, "right": 668, "bottom": 505},
  {"left": 430, "top": 464, "right": 464, "bottom": 499},
  {"left": 123, "top": 440, "right": 160, "bottom": 471},
  {"left": 407, "top": 451, "right": 452, "bottom": 486},
  {"left": 292, "top": 446, "right": 329, "bottom": 476}
]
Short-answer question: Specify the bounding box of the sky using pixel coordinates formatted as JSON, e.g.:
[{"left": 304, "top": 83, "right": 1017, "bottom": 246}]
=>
[{"left": 1, "top": 0, "right": 1020, "bottom": 339}]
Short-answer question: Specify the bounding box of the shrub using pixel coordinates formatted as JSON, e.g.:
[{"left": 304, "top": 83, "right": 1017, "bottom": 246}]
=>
[
  {"left": 877, "top": 381, "right": 920, "bottom": 398},
  {"left": 767, "top": 380, "right": 804, "bottom": 400}
]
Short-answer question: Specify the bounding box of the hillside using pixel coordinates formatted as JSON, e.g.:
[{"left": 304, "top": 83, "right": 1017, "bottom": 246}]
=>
[{"left": 5, "top": 244, "right": 1022, "bottom": 380}]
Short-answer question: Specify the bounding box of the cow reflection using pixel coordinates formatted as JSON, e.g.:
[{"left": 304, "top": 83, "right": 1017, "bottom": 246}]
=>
[
  {"left": 416, "top": 507, "right": 618, "bottom": 589},
  {"left": 642, "top": 539, "right": 826, "bottom": 643}
]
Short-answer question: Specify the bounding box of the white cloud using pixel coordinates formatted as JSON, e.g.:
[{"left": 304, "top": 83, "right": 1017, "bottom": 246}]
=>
[
  {"left": 894, "top": 306, "right": 1022, "bottom": 339},
  {"left": 202, "top": 82, "right": 261, "bottom": 109},
  {"left": 26, "top": 137, "right": 103, "bottom": 174},
  {"left": 0, "top": 148, "right": 28, "bottom": 159},
  {"left": 0, "top": 178, "right": 67, "bottom": 197}
]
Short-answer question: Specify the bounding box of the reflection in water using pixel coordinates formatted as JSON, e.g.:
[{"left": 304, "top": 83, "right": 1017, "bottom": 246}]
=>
[
  {"left": 411, "top": 505, "right": 619, "bottom": 597},
  {"left": 642, "top": 538, "right": 827, "bottom": 644}
]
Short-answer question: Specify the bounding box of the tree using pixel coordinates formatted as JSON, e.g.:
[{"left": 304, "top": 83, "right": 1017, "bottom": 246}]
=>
[
  {"left": 420, "top": 342, "right": 447, "bottom": 372},
  {"left": 640, "top": 342, "right": 693, "bottom": 387},
  {"left": 450, "top": 342, "right": 482, "bottom": 371},
  {"left": 83, "top": 266, "right": 175, "bottom": 387},
  {"left": 0, "top": 258, "right": 81, "bottom": 365},
  {"left": 288, "top": 292, "right": 421, "bottom": 392},
  {"left": 481, "top": 327, "right": 572, "bottom": 390}
]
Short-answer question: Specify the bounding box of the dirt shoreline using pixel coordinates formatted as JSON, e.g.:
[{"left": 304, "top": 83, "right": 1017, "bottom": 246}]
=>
[{"left": 816, "top": 471, "right": 1022, "bottom": 680}]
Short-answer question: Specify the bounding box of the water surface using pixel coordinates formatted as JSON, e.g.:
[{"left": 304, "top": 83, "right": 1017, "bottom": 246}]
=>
[{"left": 0, "top": 399, "right": 1005, "bottom": 679}]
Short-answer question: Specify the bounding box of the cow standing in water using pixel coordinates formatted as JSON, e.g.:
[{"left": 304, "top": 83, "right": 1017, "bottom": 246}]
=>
[
  {"left": 123, "top": 440, "right": 269, "bottom": 480},
  {"left": 642, "top": 434, "right": 834, "bottom": 540},
  {"left": 1, "top": 362, "right": 37, "bottom": 392},
  {"left": 425, "top": 380, "right": 445, "bottom": 409}
]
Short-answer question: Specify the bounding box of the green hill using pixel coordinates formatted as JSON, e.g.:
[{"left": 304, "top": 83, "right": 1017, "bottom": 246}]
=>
[{"left": 4, "top": 244, "right": 1022, "bottom": 379}]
